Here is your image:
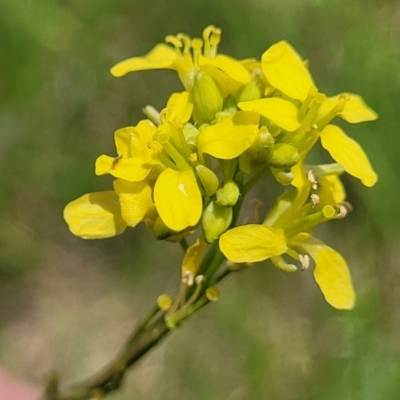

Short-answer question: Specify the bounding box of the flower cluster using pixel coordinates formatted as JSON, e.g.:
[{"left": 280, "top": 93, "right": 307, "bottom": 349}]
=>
[{"left": 64, "top": 26, "right": 377, "bottom": 310}]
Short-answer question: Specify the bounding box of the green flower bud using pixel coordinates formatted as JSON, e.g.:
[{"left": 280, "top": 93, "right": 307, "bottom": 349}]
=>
[
  {"left": 195, "top": 165, "right": 220, "bottom": 197},
  {"left": 269, "top": 143, "right": 300, "bottom": 169},
  {"left": 192, "top": 71, "right": 223, "bottom": 124},
  {"left": 222, "top": 94, "right": 238, "bottom": 114},
  {"left": 235, "top": 73, "right": 264, "bottom": 104},
  {"left": 216, "top": 180, "right": 240, "bottom": 206},
  {"left": 202, "top": 201, "right": 232, "bottom": 243},
  {"left": 239, "top": 127, "right": 274, "bottom": 174}
]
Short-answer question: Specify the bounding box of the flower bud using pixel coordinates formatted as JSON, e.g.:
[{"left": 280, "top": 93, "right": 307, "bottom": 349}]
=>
[
  {"left": 202, "top": 201, "right": 232, "bottom": 243},
  {"left": 195, "top": 165, "right": 220, "bottom": 197},
  {"left": 216, "top": 180, "right": 240, "bottom": 206},
  {"left": 235, "top": 73, "right": 264, "bottom": 103},
  {"left": 192, "top": 71, "right": 223, "bottom": 123},
  {"left": 239, "top": 127, "right": 274, "bottom": 174},
  {"left": 269, "top": 143, "right": 300, "bottom": 169}
]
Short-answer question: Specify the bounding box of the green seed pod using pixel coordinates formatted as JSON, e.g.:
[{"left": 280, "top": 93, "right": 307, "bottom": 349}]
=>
[
  {"left": 239, "top": 127, "right": 274, "bottom": 174},
  {"left": 269, "top": 143, "right": 300, "bottom": 169},
  {"left": 216, "top": 180, "right": 240, "bottom": 207},
  {"left": 235, "top": 73, "right": 265, "bottom": 104},
  {"left": 202, "top": 201, "right": 232, "bottom": 243},
  {"left": 192, "top": 71, "right": 223, "bottom": 124},
  {"left": 195, "top": 165, "right": 220, "bottom": 197}
]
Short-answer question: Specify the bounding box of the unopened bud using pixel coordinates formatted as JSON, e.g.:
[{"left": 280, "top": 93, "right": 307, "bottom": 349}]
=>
[
  {"left": 206, "top": 286, "right": 220, "bottom": 301},
  {"left": 269, "top": 143, "right": 300, "bottom": 169},
  {"left": 192, "top": 71, "right": 223, "bottom": 123},
  {"left": 239, "top": 127, "right": 274, "bottom": 174},
  {"left": 202, "top": 201, "right": 232, "bottom": 243},
  {"left": 216, "top": 180, "right": 240, "bottom": 206},
  {"left": 236, "top": 73, "right": 265, "bottom": 103},
  {"left": 195, "top": 165, "right": 220, "bottom": 197}
]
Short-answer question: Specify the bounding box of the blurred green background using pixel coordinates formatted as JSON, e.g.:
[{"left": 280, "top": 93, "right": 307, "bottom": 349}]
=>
[{"left": 1, "top": 0, "right": 399, "bottom": 399}]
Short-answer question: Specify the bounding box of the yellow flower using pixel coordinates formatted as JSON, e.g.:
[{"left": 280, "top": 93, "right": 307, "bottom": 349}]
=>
[
  {"left": 110, "top": 25, "right": 250, "bottom": 92},
  {"left": 220, "top": 161, "right": 355, "bottom": 310},
  {"left": 238, "top": 40, "right": 378, "bottom": 187}
]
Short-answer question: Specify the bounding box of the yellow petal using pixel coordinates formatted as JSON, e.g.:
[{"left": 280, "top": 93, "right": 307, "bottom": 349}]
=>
[
  {"left": 318, "top": 175, "right": 346, "bottom": 204},
  {"left": 238, "top": 98, "right": 300, "bottom": 131},
  {"left": 261, "top": 41, "right": 314, "bottom": 101},
  {"left": 154, "top": 168, "right": 202, "bottom": 231},
  {"left": 320, "top": 125, "right": 378, "bottom": 187},
  {"left": 63, "top": 191, "right": 126, "bottom": 239},
  {"left": 115, "top": 121, "right": 157, "bottom": 157},
  {"left": 300, "top": 241, "right": 355, "bottom": 310},
  {"left": 200, "top": 64, "right": 242, "bottom": 98},
  {"left": 341, "top": 94, "right": 378, "bottom": 123},
  {"left": 181, "top": 237, "right": 208, "bottom": 277},
  {"left": 95, "top": 155, "right": 152, "bottom": 182},
  {"left": 319, "top": 94, "right": 378, "bottom": 124},
  {"left": 110, "top": 44, "right": 177, "bottom": 77},
  {"left": 219, "top": 224, "right": 287, "bottom": 263},
  {"left": 199, "top": 54, "right": 251, "bottom": 84},
  {"left": 197, "top": 111, "right": 259, "bottom": 159},
  {"left": 113, "top": 179, "right": 154, "bottom": 227},
  {"left": 165, "top": 91, "right": 193, "bottom": 124}
]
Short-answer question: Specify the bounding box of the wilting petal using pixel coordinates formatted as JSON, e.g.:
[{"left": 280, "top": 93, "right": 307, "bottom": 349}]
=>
[
  {"left": 95, "top": 155, "right": 153, "bottom": 182},
  {"left": 164, "top": 91, "right": 193, "bottom": 124},
  {"left": 299, "top": 241, "right": 355, "bottom": 310},
  {"left": 113, "top": 179, "right": 154, "bottom": 227},
  {"left": 197, "top": 111, "right": 259, "bottom": 159},
  {"left": 261, "top": 41, "right": 314, "bottom": 101},
  {"left": 199, "top": 54, "right": 251, "bottom": 84},
  {"left": 320, "top": 125, "right": 378, "bottom": 187},
  {"left": 238, "top": 98, "right": 300, "bottom": 131},
  {"left": 181, "top": 237, "right": 208, "bottom": 277},
  {"left": 154, "top": 168, "right": 202, "bottom": 231},
  {"left": 63, "top": 191, "right": 126, "bottom": 239},
  {"left": 110, "top": 44, "right": 177, "bottom": 77},
  {"left": 219, "top": 224, "right": 287, "bottom": 263}
]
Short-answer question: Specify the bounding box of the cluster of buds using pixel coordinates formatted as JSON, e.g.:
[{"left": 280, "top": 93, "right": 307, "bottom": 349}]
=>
[{"left": 64, "top": 26, "right": 377, "bottom": 310}]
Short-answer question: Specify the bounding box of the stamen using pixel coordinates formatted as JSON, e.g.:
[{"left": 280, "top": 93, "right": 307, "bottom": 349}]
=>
[
  {"left": 336, "top": 202, "right": 353, "bottom": 219},
  {"left": 307, "top": 169, "right": 319, "bottom": 190},
  {"left": 299, "top": 254, "right": 310, "bottom": 271},
  {"left": 165, "top": 35, "right": 182, "bottom": 49},
  {"left": 182, "top": 270, "right": 194, "bottom": 286},
  {"left": 251, "top": 199, "right": 264, "bottom": 223},
  {"left": 195, "top": 275, "right": 205, "bottom": 285},
  {"left": 310, "top": 194, "right": 319, "bottom": 207},
  {"left": 143, "top": 105, "right": 161, "bottom": 126},
  {"left": 191, "top": 38, "right": 203, "bottom": 70},
  {"left": 176, "top": 33, "right": 191, "bottom": 53}
]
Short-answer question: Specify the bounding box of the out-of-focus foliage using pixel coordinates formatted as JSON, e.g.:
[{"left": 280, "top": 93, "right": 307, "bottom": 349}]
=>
[{"left": 1, "top": 0, "right": 399, "bottom": 399}]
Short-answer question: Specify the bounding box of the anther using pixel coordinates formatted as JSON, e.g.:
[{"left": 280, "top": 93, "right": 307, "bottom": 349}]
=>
[
  {"left": 336, "top": 202, "right": 353, "bottom": 219},
  {"left": 195, "top": 275, "right": 205, "bottom": 285},
  {"left": 299, "top": 254, "right": 310, "bottom": 271},
  {"left": 307, "top": 169, "right": 319, "bottom": 190},
  {"left": 310, "top": 193, "right": 320, "bottom": 208},
  {"left": 182, "top": 270, "right": 194, "bottom": 286}
]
